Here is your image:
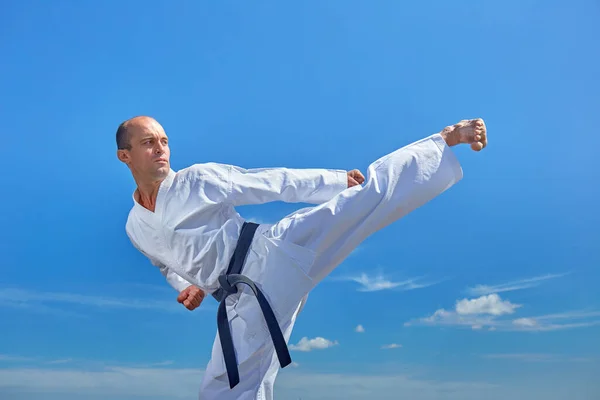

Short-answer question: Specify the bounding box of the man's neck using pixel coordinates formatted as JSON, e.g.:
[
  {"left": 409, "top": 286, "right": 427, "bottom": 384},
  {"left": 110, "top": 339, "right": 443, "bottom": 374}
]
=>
[{"left": 135, "top": 179, "right": 163, "bottom": 212}]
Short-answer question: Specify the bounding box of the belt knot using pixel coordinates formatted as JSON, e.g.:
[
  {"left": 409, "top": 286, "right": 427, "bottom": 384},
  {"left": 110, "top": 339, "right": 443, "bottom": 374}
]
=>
[{"left": 218, "top": 274, "right": 238, "bottom": 294}]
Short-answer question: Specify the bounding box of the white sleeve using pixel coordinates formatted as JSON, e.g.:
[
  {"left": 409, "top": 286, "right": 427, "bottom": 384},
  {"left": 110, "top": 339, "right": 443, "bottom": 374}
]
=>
[
  {"left": 226, "top": 165, "right": 348, "bottom": 206},
  {"left": 155, "top": 261, "right": 193, "bottom": 292}
]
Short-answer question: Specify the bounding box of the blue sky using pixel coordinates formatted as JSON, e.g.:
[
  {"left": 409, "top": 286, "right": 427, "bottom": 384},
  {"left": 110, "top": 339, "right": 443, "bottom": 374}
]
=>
[{"left": 1, "top": 0, "right": 599, "bottom": 399}]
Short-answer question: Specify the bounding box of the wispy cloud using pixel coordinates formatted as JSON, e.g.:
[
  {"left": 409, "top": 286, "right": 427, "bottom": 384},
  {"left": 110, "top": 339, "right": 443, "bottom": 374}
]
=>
[
  {"left": 355, "top": 324, "right": 365, "bottom": 333},
  {"left": 289, "top": 337, "right": 339, "bottom": 352},
  {"left": 482, "top": 353, "right": 556, "bottom": 362},
  {"left": 0, "top": 363, "right": 501, "bottom": 400},
  {"left": 533, "top": 310, "right": 600, "bottom": 321},
  {"left": 338, "top": 272, "right": 440, "bottom": 292},
  {"left": 147, "top": 360, "right": 175, "bottom": 367},
  {"left": 0, "top": 354, "right": 35, "bottom": 362},
  {"left": 508, "top": 312, "right": 600, "bottom": 332},
  {"left": 46, "top": 359, "right": 73, "bottom": 365},
  {"left": 465, "top": 273, "right": 569, "bottom": 296},
  {"left": 381, "top": 343, "right": 402, "bottom": 350},
  {"left": 0, "top": 365, "right": 203, "bottom": 398},
  {"left": 0, "top": 355, "right": 77, "bottom": 367},
  {"left": 1, "top": 357, "right": 594, "bottom": 400},
  {"left": 0, "top": 287, "right": 211, "bottom": 316},
  {"left": 0, "top": 354, "right": 181, "bottom": 372},
  {"left": 481, "top": 353, "right": 594, "bottom": 363},
  {"left": 0, "top": 296, "right": 90, "bottom": 318}
]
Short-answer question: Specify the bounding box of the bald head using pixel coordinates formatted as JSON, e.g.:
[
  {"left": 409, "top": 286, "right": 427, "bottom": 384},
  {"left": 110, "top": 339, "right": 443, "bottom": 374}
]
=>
[{"left": 116, "top": 116, "right": 161, "bottom": 150}]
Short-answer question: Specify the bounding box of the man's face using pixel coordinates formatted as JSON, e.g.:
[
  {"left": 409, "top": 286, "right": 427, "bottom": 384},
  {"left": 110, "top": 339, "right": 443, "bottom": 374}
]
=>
[{"left": 118, "top": 118, "right": 171, "bottom": 182}]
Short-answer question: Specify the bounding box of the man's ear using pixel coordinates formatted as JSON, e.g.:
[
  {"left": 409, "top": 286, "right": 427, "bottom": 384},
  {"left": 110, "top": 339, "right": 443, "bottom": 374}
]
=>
[{"left": 117, "top": 149, "right": 130, "bottom": 165}]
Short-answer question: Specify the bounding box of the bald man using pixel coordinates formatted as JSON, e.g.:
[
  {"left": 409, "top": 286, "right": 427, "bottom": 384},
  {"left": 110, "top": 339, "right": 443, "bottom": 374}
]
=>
[{"left": 116, "top": 116, "right": 487, "bottom": 399}]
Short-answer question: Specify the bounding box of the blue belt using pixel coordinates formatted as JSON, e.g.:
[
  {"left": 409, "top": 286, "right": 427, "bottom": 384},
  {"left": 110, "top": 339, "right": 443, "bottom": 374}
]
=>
[{"left": 211, "top": 222, "right": 292, "bottom": 389}]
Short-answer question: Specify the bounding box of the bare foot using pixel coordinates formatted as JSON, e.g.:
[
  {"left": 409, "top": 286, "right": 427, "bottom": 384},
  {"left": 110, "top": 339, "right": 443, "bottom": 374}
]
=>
[{"left": 440, "top": 118, "right": 487, "bottom": 151}]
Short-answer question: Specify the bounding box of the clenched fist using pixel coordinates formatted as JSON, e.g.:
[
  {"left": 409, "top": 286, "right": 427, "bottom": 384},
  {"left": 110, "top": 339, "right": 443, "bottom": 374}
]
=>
[
  {"left": 347, "top": 169, "right": 365, "bottom": 188},
  {"left": 177, "top": 285, "right": 206, "bottom": 311}
]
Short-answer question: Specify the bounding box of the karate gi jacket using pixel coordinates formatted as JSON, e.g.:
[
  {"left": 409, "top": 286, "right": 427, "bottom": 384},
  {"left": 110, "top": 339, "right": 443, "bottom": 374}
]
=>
[{"left": 125, "top": 163, "right": 349, "bottom": 377}]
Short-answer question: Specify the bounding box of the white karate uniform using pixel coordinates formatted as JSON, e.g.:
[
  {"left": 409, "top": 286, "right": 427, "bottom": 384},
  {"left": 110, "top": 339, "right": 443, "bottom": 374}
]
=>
[{"left": 125, "top": 132, "right": 463, "bottom": 400}]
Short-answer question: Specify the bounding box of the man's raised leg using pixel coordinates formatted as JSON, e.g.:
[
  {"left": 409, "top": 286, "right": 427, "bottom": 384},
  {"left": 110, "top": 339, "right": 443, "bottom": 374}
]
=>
[
  {"left": 199, "top": 119, "right": 486, "bottom": 399},
  {"left": 264, "top": 118, "right": 487, "bottom": 285}
]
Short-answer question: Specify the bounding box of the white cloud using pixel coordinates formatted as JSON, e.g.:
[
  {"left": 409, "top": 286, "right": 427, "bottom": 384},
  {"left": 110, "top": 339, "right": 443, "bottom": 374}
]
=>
[
  {"left": 466, "top": 273, "right": 569, "bottom": 296},
  {"left": 416, "top": 273, "right": 580, "bottom": 332},
  {"left": 406, "top": 307, "right": 497, "bottom": 330},
  {"left": 406, "top": 295, "right": 600, "bottom": 332},
  {"left": 289, "top": 337, "right": 339, "bottom": 352},
  {"left": 355, "top": 324, "right": 365, "bottom": 333},
  {"left": 405, "top": 294, "right": 520, "bottom": 330},
  {"left": 455, "top": 294, "right": 521, "bottom": 316},
  {"left": 381, "top": 343, "right": 402, "bottom": 349},
  {"left": 340, "top": 273, "right": 439, "bottom": 292}
]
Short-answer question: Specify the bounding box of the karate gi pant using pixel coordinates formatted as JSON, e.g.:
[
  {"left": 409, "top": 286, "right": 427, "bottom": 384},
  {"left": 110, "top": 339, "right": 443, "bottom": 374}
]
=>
[{"left": 199, "top": 133, "right": 463, "bottom": 400}]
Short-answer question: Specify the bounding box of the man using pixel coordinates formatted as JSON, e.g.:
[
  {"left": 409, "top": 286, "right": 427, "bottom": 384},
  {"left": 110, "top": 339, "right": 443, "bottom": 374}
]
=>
[{"left": 116, "top": 116, "right": 487, "bottom": 399}]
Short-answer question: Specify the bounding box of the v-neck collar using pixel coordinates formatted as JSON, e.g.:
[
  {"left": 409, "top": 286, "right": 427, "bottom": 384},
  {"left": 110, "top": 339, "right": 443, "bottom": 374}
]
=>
[{"left": 132, "top": 169, "right": 176, "bottom": 221}]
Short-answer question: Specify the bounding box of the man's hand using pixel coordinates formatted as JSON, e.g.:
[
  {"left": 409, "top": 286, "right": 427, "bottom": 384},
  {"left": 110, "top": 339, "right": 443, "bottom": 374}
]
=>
[
  {"left": 347, "top": 169, "right": 365, "bottom": 188},
  {"left": 177, "top": 285, "right": 205, "bottom": 311}
]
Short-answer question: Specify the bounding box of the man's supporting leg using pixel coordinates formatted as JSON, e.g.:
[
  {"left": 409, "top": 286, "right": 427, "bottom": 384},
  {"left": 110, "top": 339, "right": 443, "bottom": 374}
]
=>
[
  {"left": 255, "top": 342, "right": 286, "bottom": 400},
  {"left": 199, "top": 298, "right": 304, "bottom": 400},
  {"left": 265, "top": 131, "right": 464, "bottom": 285}
]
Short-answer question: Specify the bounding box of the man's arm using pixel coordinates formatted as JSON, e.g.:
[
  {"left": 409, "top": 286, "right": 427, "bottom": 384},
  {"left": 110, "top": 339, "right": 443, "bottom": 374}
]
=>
[
  {"left": 226, "top": 164, "right": 350, "bottom": 206},
  {"left": 126, "top": 226, "right": 205, "bottom": 310},
  {"left": 158, "top": 263, "right": 205, "bottom": 311}
]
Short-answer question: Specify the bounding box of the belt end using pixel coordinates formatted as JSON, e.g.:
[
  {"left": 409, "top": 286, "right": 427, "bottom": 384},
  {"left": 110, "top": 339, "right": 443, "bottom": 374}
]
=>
[{"left": 228, "top": 375, "right": 240, "bottom": 389}]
